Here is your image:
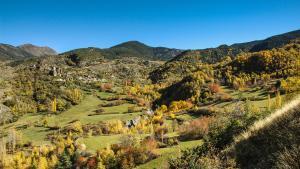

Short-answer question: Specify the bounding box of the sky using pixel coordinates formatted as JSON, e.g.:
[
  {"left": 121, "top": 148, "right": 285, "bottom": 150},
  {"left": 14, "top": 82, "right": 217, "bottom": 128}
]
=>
[{"left": 0, "top": 0, "right": 300, "bottom": 53}]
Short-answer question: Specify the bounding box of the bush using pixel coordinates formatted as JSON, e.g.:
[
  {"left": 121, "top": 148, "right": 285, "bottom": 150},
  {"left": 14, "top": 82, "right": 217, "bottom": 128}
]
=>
[
  {"left": 141, "top": 137, "right": 158, "bottom": 151},
  {"left": 107, "top": 120, "right": 124, "bottom": 134},
  {"left": 100, "top": 100, "right": 126, "bottom": 107},
  {"left": 179, "top": 117, "right": 212, "bottom": 140},
  {"left": 208, "top": 83, "right": 222, "bottom": 93},
  {"left": 3, "top": 99, "right": 17, "bottom": 107},
  {"left": 100, "top": 83, "right": 113, "bottom": 92},
  {"left": 218, "top": 93, "right": 233, "bottom": 102},
  {"left": 95, "top": 109, "right": 104, "bottom": 114},
  {"left": 127, "top": 106, "right": 143, "bottom": 113},
  {"left": 65, "top": 121, "right": 83, "bottom": 134}
]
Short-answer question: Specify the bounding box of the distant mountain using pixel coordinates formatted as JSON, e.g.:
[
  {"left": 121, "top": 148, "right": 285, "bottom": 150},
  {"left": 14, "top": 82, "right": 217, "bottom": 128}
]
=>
[
  {"left": 0, "top": 43, "right": 57, "bottom": 60},
  {"left": 171, "top": 29, "right": 300, "bottom": 64},
  {"left": 150, "top": 29, "right": 300, "bottom": 83},
  {"left": 18, "top": 44, "right": 57, "bottom": 57},
  {"left": 0, "top": 44, "right": 33, "bottom": 60},
  {"left": 62, "top": 41, "right": 183, "bottom": 61}
]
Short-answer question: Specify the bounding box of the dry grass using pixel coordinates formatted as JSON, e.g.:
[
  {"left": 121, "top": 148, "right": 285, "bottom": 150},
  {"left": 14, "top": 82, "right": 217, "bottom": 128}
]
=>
[
  {"left": 231, "top": 94, "right": 300, "bottom": 168},
  {"left": 234, "top": 95, "right": 300, "bottom": 143}
]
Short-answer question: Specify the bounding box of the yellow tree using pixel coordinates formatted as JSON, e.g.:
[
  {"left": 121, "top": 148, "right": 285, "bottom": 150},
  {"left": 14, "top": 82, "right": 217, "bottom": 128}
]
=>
[
  {"left": 37, "top": 156, "right": 48, "bottom": 169},
  {"left": 51, "top": 97, "right": 57, "bottom": 113},
  {"left": 267, "top": 94, "right": 271, "bottom": 111},
  {"left": 275, "top": 91, "right": 282, "bottom": 108}
]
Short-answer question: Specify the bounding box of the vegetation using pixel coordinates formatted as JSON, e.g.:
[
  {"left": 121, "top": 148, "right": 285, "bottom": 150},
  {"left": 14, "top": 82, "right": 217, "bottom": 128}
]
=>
[{"left": 0, "top": 30, "right": 300, "bottom": 169}]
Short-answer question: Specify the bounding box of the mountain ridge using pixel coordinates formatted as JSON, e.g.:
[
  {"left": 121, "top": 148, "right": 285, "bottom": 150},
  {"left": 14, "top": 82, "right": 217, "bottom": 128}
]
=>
[
  {"left": 62, "top": 40, "right": 183, "bottom": 61},
  {"left": 2, "top": 29, "right": 300, "bottom": 62},
  {"left": 0, "top": 43, "right": 57, "bottom": 60}
]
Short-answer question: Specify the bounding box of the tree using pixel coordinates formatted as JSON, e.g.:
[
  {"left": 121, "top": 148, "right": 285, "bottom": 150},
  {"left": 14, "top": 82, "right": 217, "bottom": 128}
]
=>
[
  {"left": 51, "top": 97, "right": 57, "bottom": 113},
  {"left": 8, "top": 128, "right": 17, "bottom": 153},
  {"left": 38, "top": 156, "right": 48, "bottom": 169},
  {"left": 267, "top": 94, "right": 271, "bottom": 112},
  {"left": 56, "top": 150, "right": 72, "bottom": 169},
  {"left": 275, "top": 91, "right": 282, "bottom": 108},
  {"left": 0, "top": 139, "right": 6, "bottom": 168}
]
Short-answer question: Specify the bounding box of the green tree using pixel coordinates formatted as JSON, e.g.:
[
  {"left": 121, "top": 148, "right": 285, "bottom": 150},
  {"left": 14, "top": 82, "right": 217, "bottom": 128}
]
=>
[{"left": 56, "top": 150, "right": 72, "bottom": 169}]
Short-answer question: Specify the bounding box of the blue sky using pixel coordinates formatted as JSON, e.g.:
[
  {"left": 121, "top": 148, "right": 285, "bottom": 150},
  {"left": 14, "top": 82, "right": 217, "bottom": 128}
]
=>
[{"left": 0, "top": 0, "right": 300, "bottom": 52}]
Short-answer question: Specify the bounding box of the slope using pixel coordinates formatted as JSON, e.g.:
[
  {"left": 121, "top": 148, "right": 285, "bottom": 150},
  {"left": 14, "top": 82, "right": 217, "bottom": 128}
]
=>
[{"left": 233, "top": 95, "right": 300, "bottom": 169}]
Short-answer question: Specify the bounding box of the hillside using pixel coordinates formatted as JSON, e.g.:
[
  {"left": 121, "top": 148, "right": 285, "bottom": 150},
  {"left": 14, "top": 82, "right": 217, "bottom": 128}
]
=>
[
  {"left": 0, "top": 44, "right": 33, "bottom": 60},
  {"left": 0, "top": 43, "right": 57, "bottom": 60},
  {"left": 0, "top": 29, "right": 299, "bottom": 169},
  {"left": 62, "top": 41, "right": 183, "bottom": 61},
  {"left": 233, "top": 95, "right": 300, "bottom": 168},
  {"left": 18, "top": 44, "right": 57, "bottom": 57},
  {"left": 150, "top": 30, "right": 300, "bottom": 83}
]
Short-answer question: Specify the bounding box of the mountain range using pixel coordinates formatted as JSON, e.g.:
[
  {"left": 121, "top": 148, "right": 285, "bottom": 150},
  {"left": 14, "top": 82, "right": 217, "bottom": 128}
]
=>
[
  {"left": 61, "top": 41, "right": 183, "bottom": 61},
  {"left": 1, "top": 29, "right": 300, "bottom": 62}
]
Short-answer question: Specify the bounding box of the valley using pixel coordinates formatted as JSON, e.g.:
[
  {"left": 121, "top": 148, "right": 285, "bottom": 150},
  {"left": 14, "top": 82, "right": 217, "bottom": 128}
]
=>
[{"left": 0, "top": 30, "right": 299, "bottom": 169}]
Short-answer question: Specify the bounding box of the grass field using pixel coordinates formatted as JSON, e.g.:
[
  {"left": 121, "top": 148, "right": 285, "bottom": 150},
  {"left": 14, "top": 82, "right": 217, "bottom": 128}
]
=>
[
  {"left": 1, "top": 91, "right": 142, "bottom": 145},
  {"left": 136, "top": 139, "right": 203, "bottom": 169}
]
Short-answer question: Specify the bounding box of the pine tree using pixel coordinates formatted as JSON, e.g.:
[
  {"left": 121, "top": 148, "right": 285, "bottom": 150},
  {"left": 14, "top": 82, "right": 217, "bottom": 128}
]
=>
[{"left": 56, "top": 150, "right": 72, "bottom": 169}]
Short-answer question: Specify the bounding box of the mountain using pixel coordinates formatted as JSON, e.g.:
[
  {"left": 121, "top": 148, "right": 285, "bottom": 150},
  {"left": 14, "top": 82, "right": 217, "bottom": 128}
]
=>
[
  {"left": 170, "top": 29, "right": 300, "bottom": 64},
  {"left": 110, "top": 41, "right": 182, "bottom": 60},
  {"left": 0, "top": 44, "right": 33, "bottom": 60},
  {"left": 150, "top": 29, "right": 300, "bottom": 83},
  {"left": 62, "top": 41, "right": 183, "bottom": 61},
  {"left": 18, "top": 44, "right": 57, "bottom": 57},
  {"left": 0, "top": 43, "right": 57, "bottom": 60}
]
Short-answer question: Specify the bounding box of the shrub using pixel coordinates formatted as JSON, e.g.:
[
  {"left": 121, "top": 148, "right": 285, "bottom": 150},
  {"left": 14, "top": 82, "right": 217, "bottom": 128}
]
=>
[
  {"left": 127, "top": 106, "right": 143, "bottom": 113},
  {"left": 65, "top": 121, "right": 83, "bottom": 134},
  {"left": 208, "top": 83, "right": 222, "bottom": 93},
  {"left": 154, "top": 125, "right": 168, "bottom": 142},
  {"left": 100, "top": 83, "right": 113, "bottom": 92},
  {"left": 141, "top": 137, "right": 158, "bottom": 151},
  {"left": 56, "top": 98, "right": 68, "bottom": 111},
  {"left": 179, "top": 117, "right": 212, "bottom": 140},
  {"left": 100, "top": 100, "right": 126, "bottom": 107},
  {"left": 3, "top": 99, "right": 17, "bottom": 107},
  {"left": 95, "top": 109, "right": 105, "bottom": 114},
  {"left": 219, "top": 93, "right": 233, "bottom": 102},
  {"left": 107, "top": 120, "right": 124, "bottom": 134}
]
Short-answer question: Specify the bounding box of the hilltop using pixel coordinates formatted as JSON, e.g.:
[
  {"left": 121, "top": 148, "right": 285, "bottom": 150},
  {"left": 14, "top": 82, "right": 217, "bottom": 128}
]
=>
[{"left": 62, "top": 41, "right": 183, "bottom": 61}]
